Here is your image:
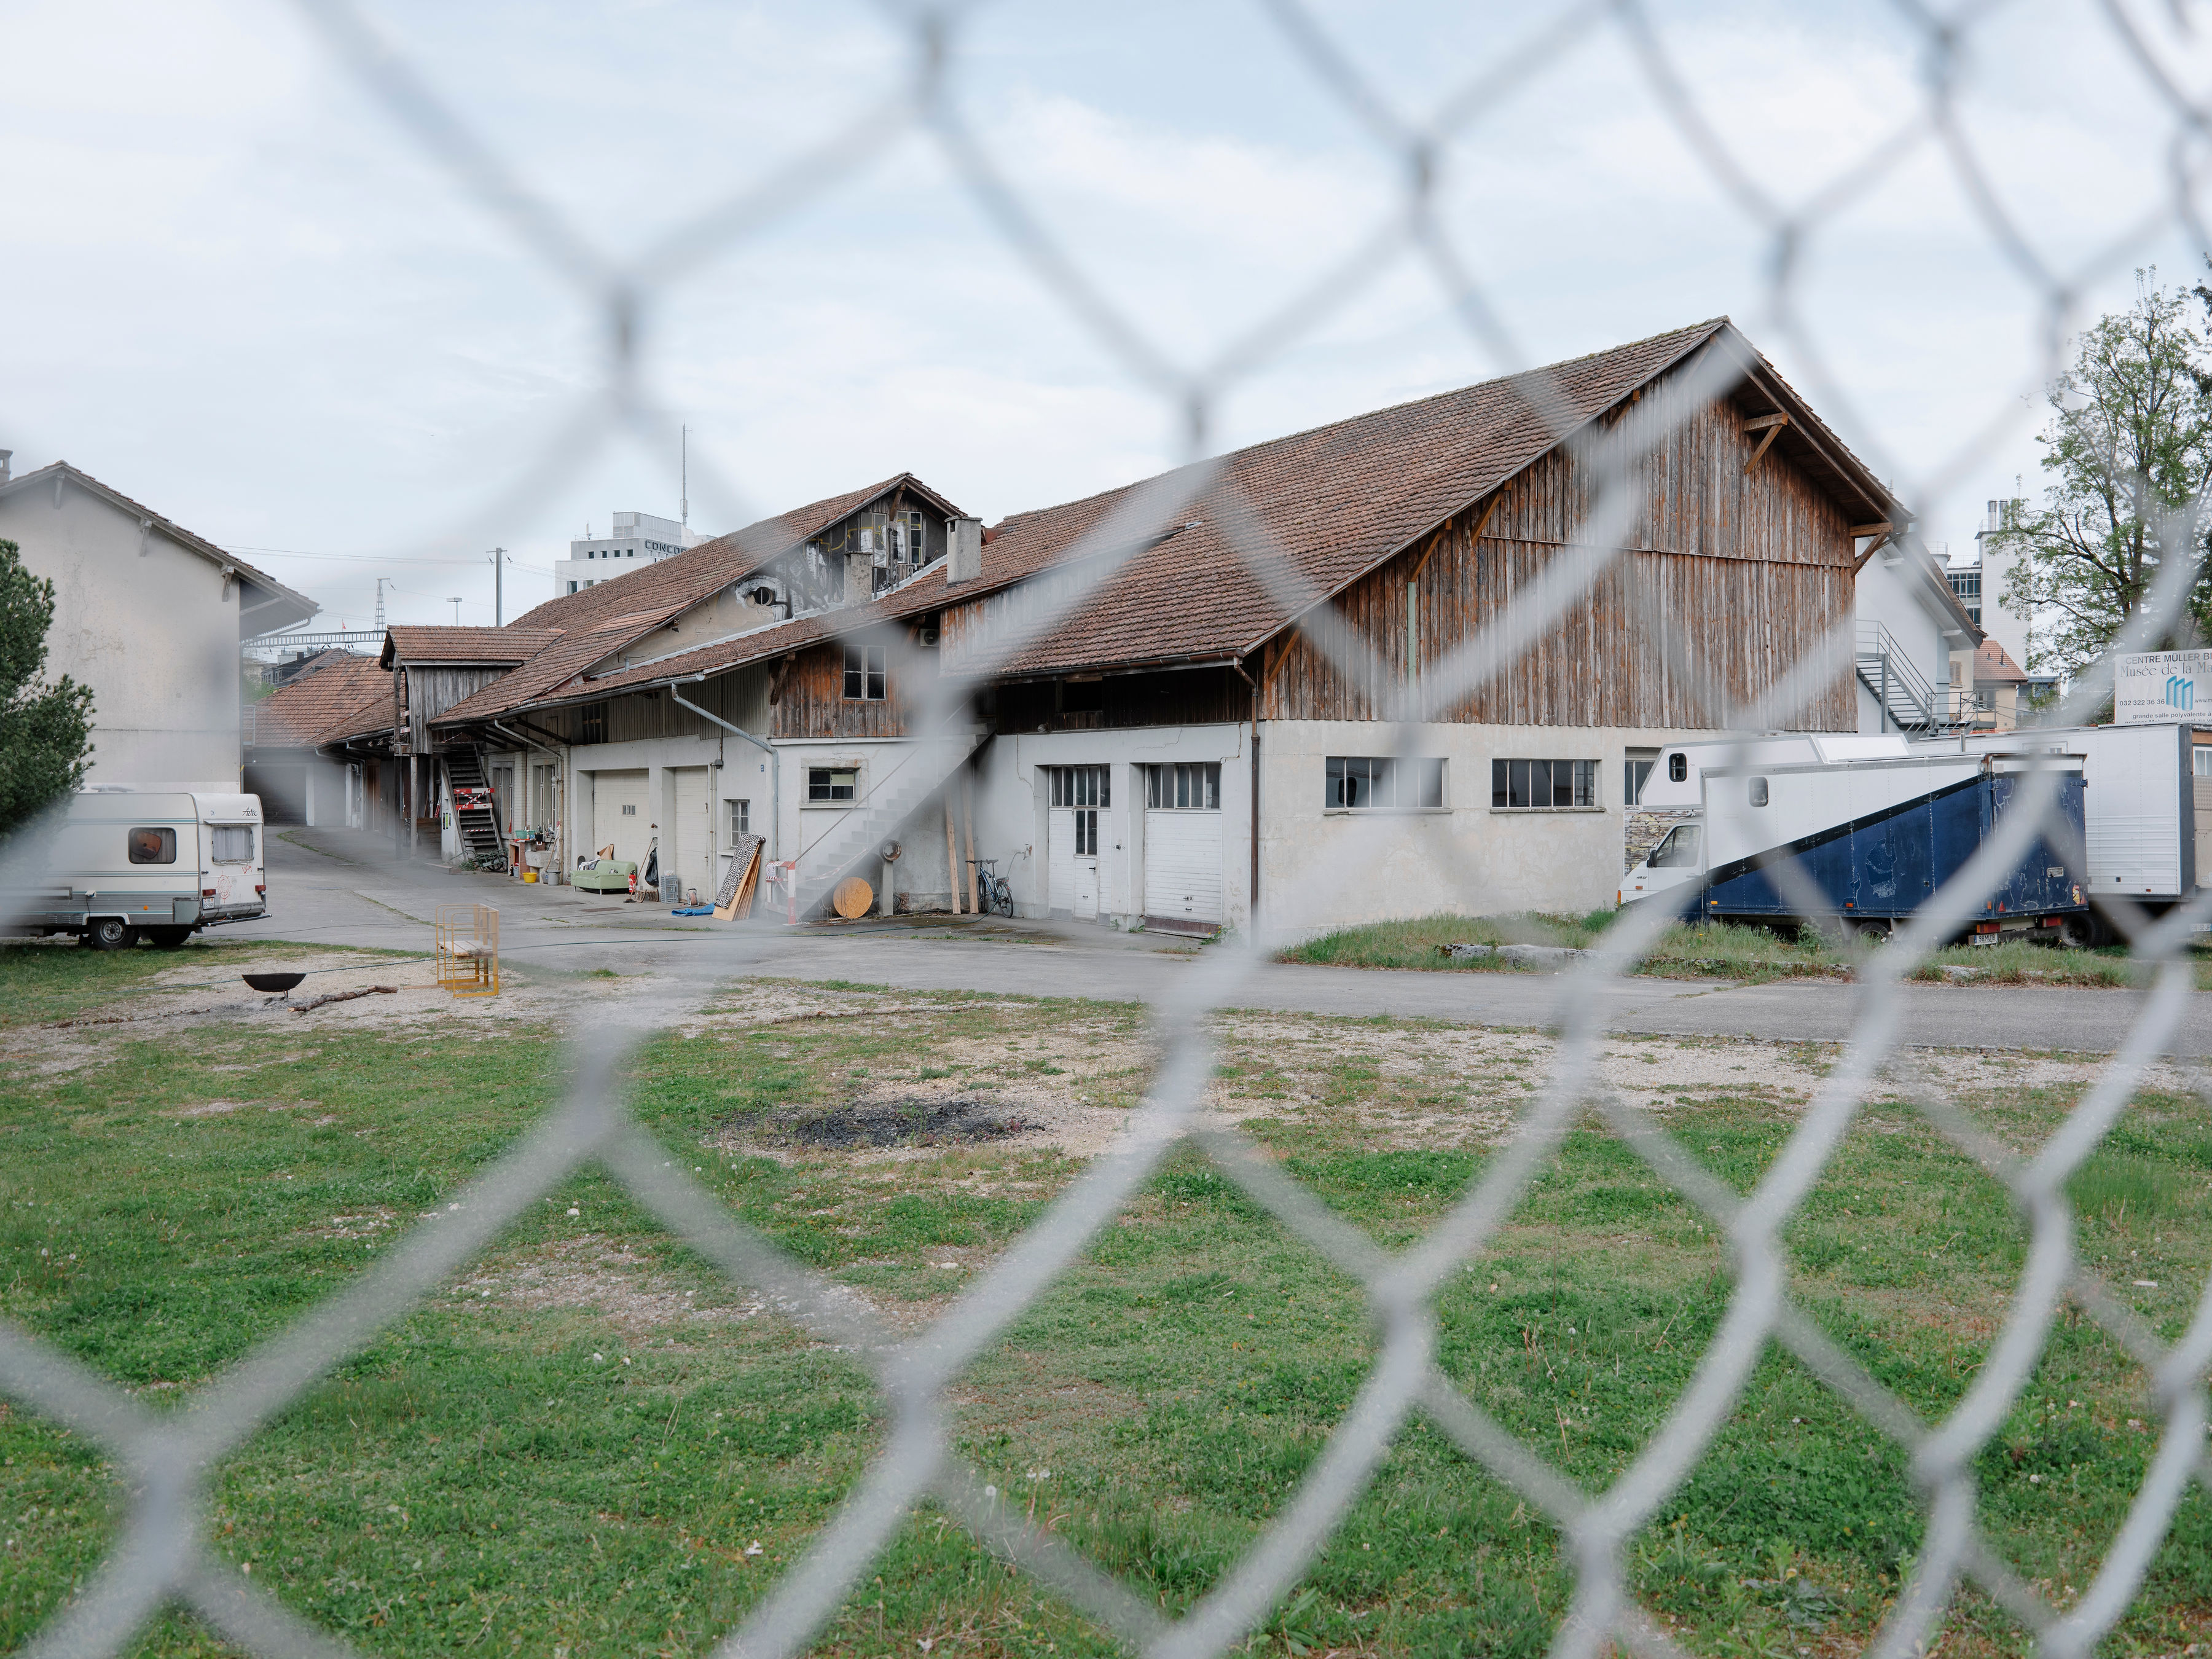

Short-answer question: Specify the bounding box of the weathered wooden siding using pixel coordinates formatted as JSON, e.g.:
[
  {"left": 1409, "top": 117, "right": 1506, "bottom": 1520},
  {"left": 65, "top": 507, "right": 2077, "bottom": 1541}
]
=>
[
  {"left": 770, "top": 637, "right": 937, "bottom": 740},
  {"left": 400, "top": 665, "right": 509, "bottom": 750},
  {"left": 1260, "top": 374, "right": 1856, "bottom": 731},
  {"left": 992, "top": 667, "right": 1247, "bottom": 733}
]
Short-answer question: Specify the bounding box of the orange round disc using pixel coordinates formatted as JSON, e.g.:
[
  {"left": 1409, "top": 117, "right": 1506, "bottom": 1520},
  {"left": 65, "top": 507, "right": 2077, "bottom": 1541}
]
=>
[{"left": 833, "top": 876, "right": 874, "bottom": 919}]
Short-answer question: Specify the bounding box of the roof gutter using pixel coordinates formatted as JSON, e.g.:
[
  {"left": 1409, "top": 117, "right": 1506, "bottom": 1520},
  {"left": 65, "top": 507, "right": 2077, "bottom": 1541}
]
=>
[{"left": 668, "top": 681, "right": 781, "bottom": 864}]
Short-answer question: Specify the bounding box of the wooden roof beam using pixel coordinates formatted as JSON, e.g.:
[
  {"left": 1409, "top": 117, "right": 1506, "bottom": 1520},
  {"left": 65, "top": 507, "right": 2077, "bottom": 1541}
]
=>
[{"left": 1742, "top": 412, "right": 1789, "bottom": 473}]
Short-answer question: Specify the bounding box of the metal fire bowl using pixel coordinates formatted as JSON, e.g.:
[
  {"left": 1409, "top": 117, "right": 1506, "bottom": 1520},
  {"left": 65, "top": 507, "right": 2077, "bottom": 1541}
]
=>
[{"left": 243, "top": 972, "right": 307, "bottom": 994}]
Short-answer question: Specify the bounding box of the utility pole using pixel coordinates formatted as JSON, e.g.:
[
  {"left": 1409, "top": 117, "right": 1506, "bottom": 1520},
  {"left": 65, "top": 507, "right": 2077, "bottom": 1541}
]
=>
[
  {"left": 681, "top": 426, "right": 689, "bottom": 538},
  {"left": 490, "top": 547, "right": 505, "bottom": 626},
  {"left": 447, "top": 597, "right": 464, "bottom": 625},
  {"left": 375, "top": 576, "right": 388, "bottom": 632}
]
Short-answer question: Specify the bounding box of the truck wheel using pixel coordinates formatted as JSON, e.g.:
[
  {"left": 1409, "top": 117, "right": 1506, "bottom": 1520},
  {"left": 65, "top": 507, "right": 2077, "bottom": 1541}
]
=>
[
  {"left": 1853, "top": 919, "right": 1892, "bottom": 944},
  {"left": 84, "top": 917, "right": 135, "bottom": 952},
  {"left": 2058, "top": 915, "right": 2093, "bottom": 950},
  {"left": 144, "top": 927, "right": 192, "bottom": 949}
]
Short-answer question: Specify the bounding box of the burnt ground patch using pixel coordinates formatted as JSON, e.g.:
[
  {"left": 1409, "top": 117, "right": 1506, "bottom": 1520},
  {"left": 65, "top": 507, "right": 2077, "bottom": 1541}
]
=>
[{"left": 753, "top": 1099, "right": 1044, "bottom": 1150}]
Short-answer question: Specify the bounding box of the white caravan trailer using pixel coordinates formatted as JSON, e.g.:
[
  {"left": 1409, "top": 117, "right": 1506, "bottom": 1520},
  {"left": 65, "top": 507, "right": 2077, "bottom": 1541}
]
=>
[
  {"left": 2, "top": 790, "right": 267, "bottom": 949},
  {"left": 1915, "top": 723, "right": 2206, "bottom": 936}
]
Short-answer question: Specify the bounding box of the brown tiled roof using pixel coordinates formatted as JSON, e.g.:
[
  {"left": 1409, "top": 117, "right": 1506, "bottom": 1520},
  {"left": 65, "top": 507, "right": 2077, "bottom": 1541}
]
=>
[
  {"left": 965, "top": 318, "right": 1899, "bottom": 678},
  {"left": 427, "top": 473, "right": 967, "bottom": 728},
  {"left": 249, "top": 653, "right": 388, "bottom": 748},
  {"left": 1974, "top": 638, "right": 2029, "bottom": 683},
  {"left": 506, "top": 473, "right": 965, "bottom": 635},
  {"left": 380, "top": 625, "right": 563, "bottom": 667}
]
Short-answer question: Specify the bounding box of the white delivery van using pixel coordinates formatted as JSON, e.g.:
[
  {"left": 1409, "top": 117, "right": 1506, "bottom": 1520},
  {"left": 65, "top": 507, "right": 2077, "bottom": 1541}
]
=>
[{"left": 2, "top": 790, "right": 267, "bottom": 949}]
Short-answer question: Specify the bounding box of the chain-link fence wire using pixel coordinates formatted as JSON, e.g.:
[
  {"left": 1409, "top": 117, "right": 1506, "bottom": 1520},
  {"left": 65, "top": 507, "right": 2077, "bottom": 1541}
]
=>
[{"left": 11, "top": 0, "right": 2212, "bottom": 1655}]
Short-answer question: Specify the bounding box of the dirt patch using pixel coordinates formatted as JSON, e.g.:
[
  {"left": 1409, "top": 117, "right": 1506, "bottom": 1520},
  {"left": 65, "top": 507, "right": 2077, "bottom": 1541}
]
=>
[{"left": 749, "top": 1099, "right": 1044, "bottom": 1151}]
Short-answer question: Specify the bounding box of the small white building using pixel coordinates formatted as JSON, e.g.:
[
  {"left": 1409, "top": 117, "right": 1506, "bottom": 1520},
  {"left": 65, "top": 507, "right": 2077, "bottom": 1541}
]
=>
[
  {"left": 1853, "top": 529, "right": 1980, "bottom": 735},
  {"left": 552, "top": 509, "right": 711, "bottom": 599},
  {"left": 0, "top": 457, "right": 316, "bottom": 790}
]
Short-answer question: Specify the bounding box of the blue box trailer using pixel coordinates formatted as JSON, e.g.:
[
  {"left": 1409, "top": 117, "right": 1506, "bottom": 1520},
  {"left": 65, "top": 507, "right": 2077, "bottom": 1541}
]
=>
[{"left": 1625, "top": 751, "right": 2090, "bottom": 943}]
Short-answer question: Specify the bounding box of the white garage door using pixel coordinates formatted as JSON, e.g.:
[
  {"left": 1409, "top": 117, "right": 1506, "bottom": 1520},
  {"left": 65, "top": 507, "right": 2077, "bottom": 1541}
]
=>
[
  {"left": 670, "top": 766, "right": 714, "bottom": 903},
  {"left": 1145, "top": 809, "right": 1223, "bottom": 928},
  {"left": 591, "top": 769, "right": 649, "bottom": 866},
  {"left": 1047, "top": 808, "right": 1075, "bottom": 912}
]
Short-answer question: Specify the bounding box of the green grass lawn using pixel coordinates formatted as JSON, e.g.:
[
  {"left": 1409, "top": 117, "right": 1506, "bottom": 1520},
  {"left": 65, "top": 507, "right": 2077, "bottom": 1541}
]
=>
[
  {"left": 2, "top": 981, "right": 2208, "bottom": 1658},
  {"left": 1276, "top": 912, "right": 2162, "bottom": 987}
]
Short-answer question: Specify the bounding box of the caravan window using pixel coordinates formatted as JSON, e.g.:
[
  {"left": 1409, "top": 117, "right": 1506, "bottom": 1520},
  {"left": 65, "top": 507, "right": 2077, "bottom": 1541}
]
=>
[
  {"left": 1668, "top": 752, "right": 1688, "bottom": 783},
  {"left": 1747, "top": 777, "right": 1770, "bottom": 807},
  {"left": 127, "top": 827, "right": 176, "bottom": 865},
  {"left": 211, "top": 826, "right": 256, "bottom": 863}
]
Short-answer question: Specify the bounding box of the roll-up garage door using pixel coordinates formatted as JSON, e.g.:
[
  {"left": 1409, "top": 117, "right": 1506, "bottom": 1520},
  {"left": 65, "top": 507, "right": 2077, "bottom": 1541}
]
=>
[
  {"left": 1144, "top": 809, "right": 1223, "bottom": 929},
  {"left": 591, "top": 769, "right": 649, "bottom": 866},
  {"left": 670, "top": 766, "right": 714, "bottom": 903}
]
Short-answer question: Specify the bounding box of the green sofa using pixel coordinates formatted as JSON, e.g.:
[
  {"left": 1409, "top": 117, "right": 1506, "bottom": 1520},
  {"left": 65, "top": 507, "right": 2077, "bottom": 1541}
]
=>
[{"left": 571, "top": 859, "right": 638, "bottom": 893}]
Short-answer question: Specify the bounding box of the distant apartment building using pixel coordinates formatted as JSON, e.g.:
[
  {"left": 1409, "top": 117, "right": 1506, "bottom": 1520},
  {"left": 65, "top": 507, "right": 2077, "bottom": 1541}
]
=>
[
  {"left": 552, "top": 510, "right": 708, "bottom": 598},
  {"left": 1946, "top": 498, "right": 2057, "bottom": 715}
]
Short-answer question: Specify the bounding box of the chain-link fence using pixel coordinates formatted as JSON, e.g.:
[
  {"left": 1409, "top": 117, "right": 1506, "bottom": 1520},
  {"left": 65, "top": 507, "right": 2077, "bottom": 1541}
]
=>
[{"left": 9, "top": 2, "right": 2212, "bottom": 1657}]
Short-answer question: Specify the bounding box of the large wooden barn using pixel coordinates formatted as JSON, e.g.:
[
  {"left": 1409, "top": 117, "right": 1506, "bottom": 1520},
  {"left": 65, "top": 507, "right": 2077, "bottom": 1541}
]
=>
[{"left": 311, "top": 318, "right": 1897, "bottom": 932}]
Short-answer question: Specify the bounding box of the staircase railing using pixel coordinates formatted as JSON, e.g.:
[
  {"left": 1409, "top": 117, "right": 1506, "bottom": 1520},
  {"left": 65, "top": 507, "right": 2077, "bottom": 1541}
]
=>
[
  {"left": 1855, "top": 621, "right": 1963, "bottom": 733},
  {"left": 793, "top": 730, "right": 984, "bottom": 913}
]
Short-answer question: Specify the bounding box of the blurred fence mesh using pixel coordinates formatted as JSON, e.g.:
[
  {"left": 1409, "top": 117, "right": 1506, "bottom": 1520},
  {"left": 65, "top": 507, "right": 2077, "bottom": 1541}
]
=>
[{"left": 9, "top": 2, "right": 2212, "bottom": 1658}]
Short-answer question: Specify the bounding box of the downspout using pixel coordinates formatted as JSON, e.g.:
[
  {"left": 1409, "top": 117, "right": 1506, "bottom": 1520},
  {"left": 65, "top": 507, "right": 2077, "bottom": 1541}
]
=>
[
  {"left": 1231, "top": 656, "right": 1261, "bottom": 935},
  {"left": 669, "top": 681, "right": 780, "bottom": 862}
]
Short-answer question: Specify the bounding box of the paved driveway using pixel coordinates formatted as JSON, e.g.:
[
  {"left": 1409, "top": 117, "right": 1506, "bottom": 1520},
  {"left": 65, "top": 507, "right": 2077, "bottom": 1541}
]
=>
[{"left": 229, "top": 827, "right": 2208, "bottom": 1056}]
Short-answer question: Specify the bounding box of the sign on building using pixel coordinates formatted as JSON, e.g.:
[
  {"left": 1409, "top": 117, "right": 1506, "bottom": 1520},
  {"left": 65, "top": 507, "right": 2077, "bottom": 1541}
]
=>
[{"left": 2115, "top": 649, "right": 2212, "bottom": 724}]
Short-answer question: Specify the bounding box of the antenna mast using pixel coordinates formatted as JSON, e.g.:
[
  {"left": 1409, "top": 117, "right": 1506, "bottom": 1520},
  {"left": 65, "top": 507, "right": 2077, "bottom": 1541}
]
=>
[
  {"left": 681, "top": 425, "right": 689, "bottom": 534},
  {"left": 375, "top": 576, "right": 387, "bottom": 632}
]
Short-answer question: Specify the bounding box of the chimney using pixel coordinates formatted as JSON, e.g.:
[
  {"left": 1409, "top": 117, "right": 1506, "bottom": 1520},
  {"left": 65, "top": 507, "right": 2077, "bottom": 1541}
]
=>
[
  {"left": 844, "top": 550, "right": 873, "bottom": 608},
  {"left": 947, "top": 517, "right": 982, "bottom": 584},
  {"left": 0, "top": 450, "right": 12, "bottom": 485}
]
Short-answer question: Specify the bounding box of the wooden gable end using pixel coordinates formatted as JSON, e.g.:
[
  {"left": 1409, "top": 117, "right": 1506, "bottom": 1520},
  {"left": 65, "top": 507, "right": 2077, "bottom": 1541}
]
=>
[
  {"left": 769, "top": 634, "right": 938, "bottom": 740},
  {"left": 1260, "top": 371, "right": 1857, "bottom": 731}
]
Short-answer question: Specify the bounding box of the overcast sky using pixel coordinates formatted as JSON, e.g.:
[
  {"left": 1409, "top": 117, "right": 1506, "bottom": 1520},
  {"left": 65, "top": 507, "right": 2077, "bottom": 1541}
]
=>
[{"left": 5, "top": 0, "right": 2211, "bottom": 635}]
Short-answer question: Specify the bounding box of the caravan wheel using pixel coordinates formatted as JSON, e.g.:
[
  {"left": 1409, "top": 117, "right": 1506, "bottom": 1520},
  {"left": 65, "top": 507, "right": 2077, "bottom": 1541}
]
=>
[{"left": 83, "top": 917, "right": 135, "bottom": 952}]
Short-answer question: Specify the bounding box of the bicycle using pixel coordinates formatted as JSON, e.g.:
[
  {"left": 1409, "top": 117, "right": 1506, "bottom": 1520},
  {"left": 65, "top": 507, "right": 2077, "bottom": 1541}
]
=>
[{"left": 965, "top": 857, "right": 1015, "bottom": 918}]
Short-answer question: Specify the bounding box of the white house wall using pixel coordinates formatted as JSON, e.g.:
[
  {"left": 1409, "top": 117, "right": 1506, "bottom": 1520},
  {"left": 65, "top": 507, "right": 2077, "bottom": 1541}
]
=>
[
  {"left": 1853, "top": 554, "right": 1956, "bottom": 734},
  {"left": 963, "top": 724, "right": 1254, "bottom": 928},
  {"left": 0, "top": 479, "right": 245, "bottom": 788},
  {"left": 1258, "top": 720, "right": 1727, "bottom": 939}
]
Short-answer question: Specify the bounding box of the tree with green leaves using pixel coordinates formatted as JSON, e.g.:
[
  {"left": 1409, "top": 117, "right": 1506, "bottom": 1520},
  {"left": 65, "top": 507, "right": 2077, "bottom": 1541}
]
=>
[
  {"left": 1996, "top": 275, "right": 2212, "bottom": 675},
  {"left": 0, "top": 539, "right": 95, "bottom": 836}
]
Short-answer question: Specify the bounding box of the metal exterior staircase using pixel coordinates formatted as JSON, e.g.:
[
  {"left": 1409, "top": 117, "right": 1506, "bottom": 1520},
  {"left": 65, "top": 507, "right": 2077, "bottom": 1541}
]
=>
[
  {"left": 444, "top": 746, "right": 508, "bottom": 868},
  {"left": 793, "top": 731, "right": 987, "bottom": 916},
  {"left": 1856, "top": 621, "right": 1967, "bottom": 735}
]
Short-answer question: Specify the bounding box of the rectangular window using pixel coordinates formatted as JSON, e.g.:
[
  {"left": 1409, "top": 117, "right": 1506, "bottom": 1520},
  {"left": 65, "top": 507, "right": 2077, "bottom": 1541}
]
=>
[
  {"left": 2194, "top": 747, "right": 2212, "bottom": 778},
  {"left": 729, "top": 799, "right": 751, "bottom": 835},
  {"left": 808, "top": 767, "right": 857, "bottom": 803},
  {"left": 1625, "top": 749, "right": 1658, "bottom": 806},
  {"left": 1048, "top": 766, "right": 1111, "bottom": 807},
  {"left": 892, "top": 510, "right": 927, "bottom": 565},
  {"left": 842, "top": 643, "right": 887, "bottom": 700},
  {"left": 1075, "top": 808, "right": 1099, "bottom": 855},
  {"left": 579, "top": 703, "right": 607, "bottom": 744},
  {"left": 1324, "top": 756, "right": 1445, "bottom": 810},
  {"left": 127, "top": 826, "right": 176, "bottom": 865},
  {"left": 210, "top": 825, "right": 255, "bottom": 863},
  {"left": 1490, "top": 758, "right": 1598, "bottom": 810},
  {"left": 1147, "top": 762, "right": 1221, "bottom": 810}
]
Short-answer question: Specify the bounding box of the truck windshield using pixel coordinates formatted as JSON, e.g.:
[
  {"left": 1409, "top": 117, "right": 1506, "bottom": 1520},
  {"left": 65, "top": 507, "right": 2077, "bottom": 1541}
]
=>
[{"left": 1648, "top": 825, "right": 1700, "bottom": 868}]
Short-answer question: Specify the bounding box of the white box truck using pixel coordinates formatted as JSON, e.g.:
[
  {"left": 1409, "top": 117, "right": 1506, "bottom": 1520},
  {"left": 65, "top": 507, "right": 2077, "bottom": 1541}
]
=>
[
  {"left": 2, "top": 790, "right": 267, "bottom": 949},
  {"left": 1915, "top": 723, "right": 2206, "bottom": 938}
]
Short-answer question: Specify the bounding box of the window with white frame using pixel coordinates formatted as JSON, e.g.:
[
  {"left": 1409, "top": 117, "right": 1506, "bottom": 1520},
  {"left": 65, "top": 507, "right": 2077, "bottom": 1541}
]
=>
[
  {"left": 892, "top": 510, "right": 927, "bottom": 567},
  {"left": 1325, "top": 756, "right": 1444, "bottom": 810},
  {"left": 1048, "top": 766, "right": 1110, "bottom": 807},
  {"left": 842, "top": 644, "right": 887, "bottom": 700},
  {"left": 728, "top": 799, "right": 750, "bottom": 836},
  {"left": 1147, "top": 762, "right": 1220, "bottom": 810},
  {"left": 807, "top": 767, "right": 857, "bottom": 803},
  {"left": 1491, "top": 758, "right": 1598, "bottom": 809}
]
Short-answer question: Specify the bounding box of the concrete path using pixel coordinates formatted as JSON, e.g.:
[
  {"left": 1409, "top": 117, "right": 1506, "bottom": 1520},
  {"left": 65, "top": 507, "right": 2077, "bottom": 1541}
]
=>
[{"left": 227, "top": 826, "right": 2209, "bottom": 1056}]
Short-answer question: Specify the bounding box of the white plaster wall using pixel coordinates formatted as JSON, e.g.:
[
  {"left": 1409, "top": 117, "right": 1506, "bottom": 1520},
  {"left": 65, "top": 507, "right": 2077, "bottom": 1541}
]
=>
[
  {"left": 965, "top": 725, "right": 1253, "bottom": 927},
  {"left": 1258, "top": 720, "right": 1725, "bottom": 939},
  {"left": 0, "top": 479, "right": 243, "bottom": 788}
]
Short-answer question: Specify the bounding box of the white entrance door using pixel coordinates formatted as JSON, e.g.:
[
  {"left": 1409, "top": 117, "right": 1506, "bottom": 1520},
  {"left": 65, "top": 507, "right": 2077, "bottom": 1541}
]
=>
[
  {"left": 671, "top": 766, "right": 713, "bottom": 903},
  {"left": 1047, "top": 808, "right": 1075, "bottom": 913},
  {"left": 1143, "top": 763, "right": 1224, "bottom": 928},
  {"left": 591, "top": 769, "right": 649, "bottom": 866}
]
